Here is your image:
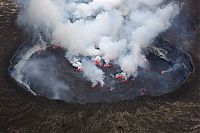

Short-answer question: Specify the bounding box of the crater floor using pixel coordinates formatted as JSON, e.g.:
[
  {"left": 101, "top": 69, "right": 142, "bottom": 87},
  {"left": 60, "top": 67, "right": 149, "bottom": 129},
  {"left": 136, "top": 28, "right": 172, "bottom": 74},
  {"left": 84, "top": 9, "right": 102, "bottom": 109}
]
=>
[{"left": 10, "top": 38, "right": 194, "bottom": 103}]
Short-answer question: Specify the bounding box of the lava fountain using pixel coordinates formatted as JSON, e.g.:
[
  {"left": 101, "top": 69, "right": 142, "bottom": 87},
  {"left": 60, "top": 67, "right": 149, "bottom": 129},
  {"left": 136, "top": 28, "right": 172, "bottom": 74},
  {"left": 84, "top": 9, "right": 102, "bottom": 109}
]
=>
[{"left": 10, "top": 0, "right": 194, "bottom": 103}]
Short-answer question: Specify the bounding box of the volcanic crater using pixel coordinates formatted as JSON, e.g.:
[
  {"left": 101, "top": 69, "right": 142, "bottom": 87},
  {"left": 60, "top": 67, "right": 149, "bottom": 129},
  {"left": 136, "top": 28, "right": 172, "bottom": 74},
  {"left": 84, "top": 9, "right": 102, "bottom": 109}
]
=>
[
  {"left": 0, "top": 0, "right": 200, "bottom": 132},
  {"left": 10, "top": 37, "right": 194, "bottom": 103}
]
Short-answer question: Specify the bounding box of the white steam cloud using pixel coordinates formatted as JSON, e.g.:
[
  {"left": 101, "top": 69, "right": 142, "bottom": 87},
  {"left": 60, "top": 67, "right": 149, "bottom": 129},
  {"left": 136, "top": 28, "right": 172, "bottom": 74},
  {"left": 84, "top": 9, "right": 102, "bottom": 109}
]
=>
[
  {"left": 17, "top": 0, "right": 180, "bottom": 86},
  {"left": 82, "top": 60, "right": 105, "bottom": 87}
]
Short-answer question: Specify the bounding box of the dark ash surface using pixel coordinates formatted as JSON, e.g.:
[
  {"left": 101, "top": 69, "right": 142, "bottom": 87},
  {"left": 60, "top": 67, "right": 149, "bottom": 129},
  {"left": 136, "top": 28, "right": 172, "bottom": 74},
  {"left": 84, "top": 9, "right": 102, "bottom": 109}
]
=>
[{"left": 0, "top": 0, "right": 199, "bottom": 132}]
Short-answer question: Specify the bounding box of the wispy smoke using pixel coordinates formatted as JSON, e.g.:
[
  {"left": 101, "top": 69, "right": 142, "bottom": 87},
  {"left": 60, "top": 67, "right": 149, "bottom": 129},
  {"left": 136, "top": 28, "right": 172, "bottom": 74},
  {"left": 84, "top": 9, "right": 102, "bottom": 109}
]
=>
[
  {"left": 16, "top": 0, "right": 180, "bottom": 86},
  {"left": 82, "top": 60, "right": 105, "bottom": 87},
  {"left": 22, "top": 56, "right": 70, "bottom": 100}
]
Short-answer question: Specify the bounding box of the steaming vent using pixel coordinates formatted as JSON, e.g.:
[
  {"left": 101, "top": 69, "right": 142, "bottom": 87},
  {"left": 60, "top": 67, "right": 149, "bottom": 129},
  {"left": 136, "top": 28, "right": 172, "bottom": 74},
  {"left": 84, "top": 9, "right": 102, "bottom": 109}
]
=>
[{"left": 10, "top": 0, "right": 194, "bottom": 103}]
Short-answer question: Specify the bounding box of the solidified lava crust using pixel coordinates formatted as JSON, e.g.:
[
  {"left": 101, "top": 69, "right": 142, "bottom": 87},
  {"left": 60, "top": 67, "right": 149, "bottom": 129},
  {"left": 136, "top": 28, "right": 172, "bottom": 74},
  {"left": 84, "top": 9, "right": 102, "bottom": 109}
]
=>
[{"left": 10, "top": 38, "right": 194, "bottom": 103}]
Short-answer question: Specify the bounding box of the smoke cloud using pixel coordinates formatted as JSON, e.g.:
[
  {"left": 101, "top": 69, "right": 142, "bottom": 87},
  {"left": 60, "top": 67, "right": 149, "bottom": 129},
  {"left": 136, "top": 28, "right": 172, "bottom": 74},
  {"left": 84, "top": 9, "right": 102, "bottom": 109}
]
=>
[
  {"left": 16, "top": 0, "right": 180, "bottom": 86},
  {"left": 82, "top": 60, "right": 105, "bottom": 87}
]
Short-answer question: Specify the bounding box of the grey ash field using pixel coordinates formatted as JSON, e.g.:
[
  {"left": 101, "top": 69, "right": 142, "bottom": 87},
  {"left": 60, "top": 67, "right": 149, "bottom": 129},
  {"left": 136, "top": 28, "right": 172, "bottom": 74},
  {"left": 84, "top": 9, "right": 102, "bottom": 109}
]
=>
[{"left": 0, "top": 0, "right": 200, "bottom": 132}]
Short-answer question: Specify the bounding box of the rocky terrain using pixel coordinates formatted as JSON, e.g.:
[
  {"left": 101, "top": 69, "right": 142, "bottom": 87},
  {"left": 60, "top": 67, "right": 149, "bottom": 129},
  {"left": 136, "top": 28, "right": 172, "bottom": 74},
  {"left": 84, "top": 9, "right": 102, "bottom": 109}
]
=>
[{"left": 0, "top": 0, "right": 199, "bottom": 132}]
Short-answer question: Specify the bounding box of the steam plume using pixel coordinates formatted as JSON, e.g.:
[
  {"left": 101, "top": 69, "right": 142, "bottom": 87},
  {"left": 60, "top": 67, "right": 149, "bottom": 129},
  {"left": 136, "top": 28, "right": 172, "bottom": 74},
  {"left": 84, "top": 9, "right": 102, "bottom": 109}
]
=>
[{"left": 16, "top": 0, "right": 180, "bottom": 86}]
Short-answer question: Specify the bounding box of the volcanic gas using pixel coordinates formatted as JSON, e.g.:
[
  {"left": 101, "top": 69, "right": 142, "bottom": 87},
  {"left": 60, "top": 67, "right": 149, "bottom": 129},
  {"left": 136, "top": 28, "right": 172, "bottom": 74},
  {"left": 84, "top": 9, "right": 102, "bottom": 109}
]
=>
[{"left": 9, "top": 0, "right": 194, "bottom": 103}]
